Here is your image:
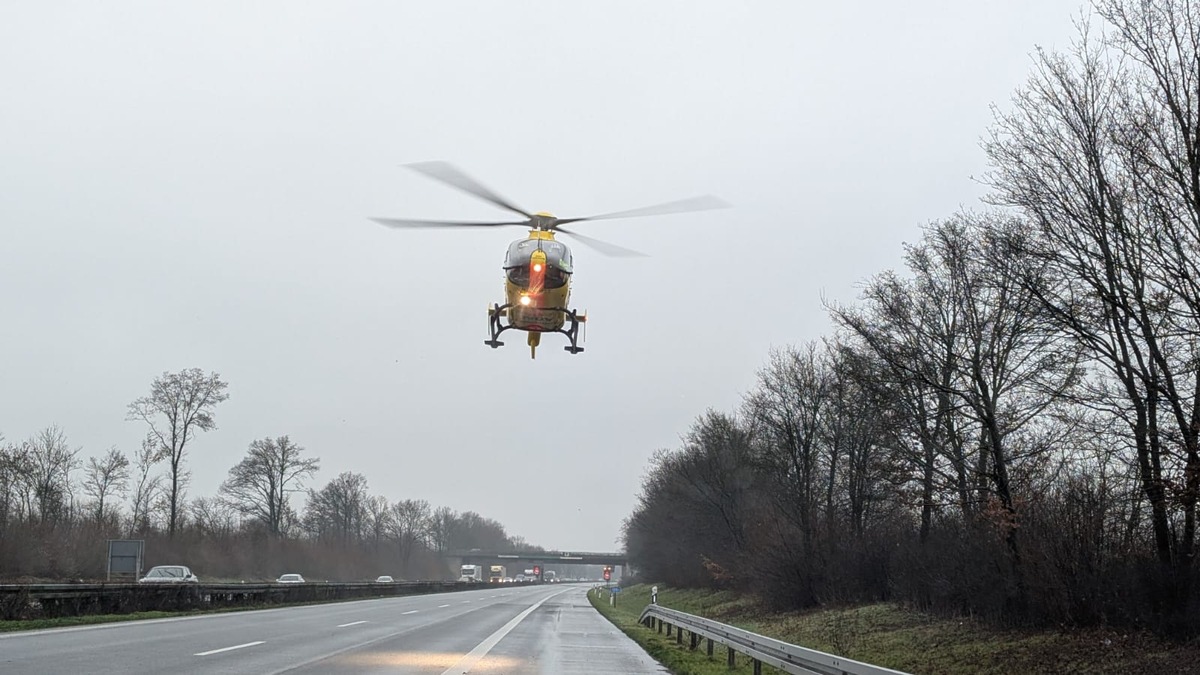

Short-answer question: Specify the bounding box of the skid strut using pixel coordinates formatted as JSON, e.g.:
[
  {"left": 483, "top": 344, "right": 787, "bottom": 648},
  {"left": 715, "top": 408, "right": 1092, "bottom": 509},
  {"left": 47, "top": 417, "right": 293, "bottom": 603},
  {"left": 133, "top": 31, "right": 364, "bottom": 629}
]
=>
[{"left": 485, "top": 303, "right": 587, "bottom": 357}]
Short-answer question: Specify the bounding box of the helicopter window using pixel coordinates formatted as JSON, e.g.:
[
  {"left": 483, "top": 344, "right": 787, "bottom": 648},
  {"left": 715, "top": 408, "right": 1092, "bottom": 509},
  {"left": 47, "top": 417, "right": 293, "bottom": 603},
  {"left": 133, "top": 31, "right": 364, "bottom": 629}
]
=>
[
  {"left": 504, "top": 239, "right": 535, "bottom": 267},
  {"left": 503, "top": 239, "right": 573, "bottom": 287},
  {"left": 507, "top": 266, "right": 529, "bottom": 285},
  {"left": 544, "top": 266, "right": 569, "bottom": 289}
]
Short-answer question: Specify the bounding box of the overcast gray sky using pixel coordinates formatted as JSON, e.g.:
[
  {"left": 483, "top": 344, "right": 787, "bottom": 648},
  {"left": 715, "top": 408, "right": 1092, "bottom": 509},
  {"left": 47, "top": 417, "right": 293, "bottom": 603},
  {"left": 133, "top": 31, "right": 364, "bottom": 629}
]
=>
[{"left": 1, "top": 1, "right": 1085, "bottom": 551}]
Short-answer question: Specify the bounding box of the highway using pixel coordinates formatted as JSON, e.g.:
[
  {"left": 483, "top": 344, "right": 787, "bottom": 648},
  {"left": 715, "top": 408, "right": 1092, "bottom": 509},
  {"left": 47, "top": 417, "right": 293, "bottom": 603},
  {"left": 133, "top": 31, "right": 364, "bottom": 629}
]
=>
[{"left": 0, "top": 583, "right": 666, "bottom": 674}]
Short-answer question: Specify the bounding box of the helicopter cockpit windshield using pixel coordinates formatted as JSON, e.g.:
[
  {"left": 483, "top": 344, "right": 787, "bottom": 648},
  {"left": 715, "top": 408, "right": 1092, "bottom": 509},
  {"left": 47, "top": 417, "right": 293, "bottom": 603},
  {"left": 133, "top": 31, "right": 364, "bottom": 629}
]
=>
[{"left": 504, "top": 238, "right": 572, "bottom": 289}]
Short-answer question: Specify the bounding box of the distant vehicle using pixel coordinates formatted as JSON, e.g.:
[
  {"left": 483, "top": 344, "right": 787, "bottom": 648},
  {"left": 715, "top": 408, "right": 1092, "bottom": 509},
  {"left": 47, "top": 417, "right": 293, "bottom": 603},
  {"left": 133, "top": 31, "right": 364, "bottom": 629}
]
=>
[
  {"left": 138, "top": 565, "right": 198, "bottom": 583},
  {"left": 503, "top": 577, "right": 513, "bottom": 583},
  {"left": 375, "top": 576, "right": 395, "bottom": 583},
  {"left": 489, "top": 565, "right": 506, "bottom": 583},
  {"left": 544, "top": 571, "right": 557, "bottom": 583},
  {"left": 459, "top": 564, "right": 483, "bottom": 582},
  {"left": 276, "top": 574, "right": 305, "bottom": 583},
  {"left": 515, "top": 574, "right": 527, "bottom": 582}
]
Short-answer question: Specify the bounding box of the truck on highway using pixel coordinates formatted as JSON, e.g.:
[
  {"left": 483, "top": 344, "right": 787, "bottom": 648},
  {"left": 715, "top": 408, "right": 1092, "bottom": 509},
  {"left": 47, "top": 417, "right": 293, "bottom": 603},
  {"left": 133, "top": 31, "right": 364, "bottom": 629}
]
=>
[
  {"left": 459, "top": 564, "right": 483, "bottom": 582},
  {"left": 488, "top": 564, "right": 506, "bottom": 583},
  {"left": 543, "top": 570, "right": 557, "bottom": 583}
]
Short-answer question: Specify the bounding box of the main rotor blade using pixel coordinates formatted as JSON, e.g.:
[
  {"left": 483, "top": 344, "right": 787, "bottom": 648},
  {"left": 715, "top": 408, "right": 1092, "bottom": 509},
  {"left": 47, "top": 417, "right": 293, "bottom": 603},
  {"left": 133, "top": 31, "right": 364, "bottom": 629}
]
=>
[
  {"left": 558, "top": 227, "right": 649, "bottom": 258},
  {"left": 370, "top": 217, "right": 527, "bottom": 229},
  {"left": 554, "top": 194, "right": 728, "bottom": 226},
  {"left": 405, "top": 161, "right": 532, "bottom": 220}
]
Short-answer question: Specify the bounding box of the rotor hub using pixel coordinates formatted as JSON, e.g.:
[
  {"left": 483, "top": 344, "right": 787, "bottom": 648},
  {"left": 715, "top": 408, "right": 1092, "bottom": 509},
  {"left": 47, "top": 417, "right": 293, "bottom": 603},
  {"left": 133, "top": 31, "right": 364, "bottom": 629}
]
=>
[{"left": 531, "top": 212, "right": 558, "bottom": 230}]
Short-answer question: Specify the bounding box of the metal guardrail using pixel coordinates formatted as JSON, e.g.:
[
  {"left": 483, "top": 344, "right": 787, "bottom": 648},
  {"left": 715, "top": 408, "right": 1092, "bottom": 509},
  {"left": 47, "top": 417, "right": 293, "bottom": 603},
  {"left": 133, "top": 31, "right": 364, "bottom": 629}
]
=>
[
  {"left": 0, "top": 579, "right": 501, "bottom": 621},
  {"left": 637, "top": 604, "right": 911, "bottom": 675}
]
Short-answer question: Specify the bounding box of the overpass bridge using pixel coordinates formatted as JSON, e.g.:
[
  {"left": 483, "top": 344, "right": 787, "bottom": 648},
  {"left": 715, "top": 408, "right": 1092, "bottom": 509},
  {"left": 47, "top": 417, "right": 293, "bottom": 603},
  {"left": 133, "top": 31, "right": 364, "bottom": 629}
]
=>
[{"left": 447, "top": 550, "right": 630, "bottom": 579}]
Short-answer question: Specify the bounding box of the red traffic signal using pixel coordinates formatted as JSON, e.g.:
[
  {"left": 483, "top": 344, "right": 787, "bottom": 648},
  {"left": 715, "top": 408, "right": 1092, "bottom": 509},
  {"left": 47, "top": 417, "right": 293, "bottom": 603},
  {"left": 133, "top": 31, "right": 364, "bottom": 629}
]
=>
[
  {"left": 603, "top": 567, "right": 611, "bottom": 581},
  {"left": 533, "top": 565, "right": 541, "bottom": 576}
]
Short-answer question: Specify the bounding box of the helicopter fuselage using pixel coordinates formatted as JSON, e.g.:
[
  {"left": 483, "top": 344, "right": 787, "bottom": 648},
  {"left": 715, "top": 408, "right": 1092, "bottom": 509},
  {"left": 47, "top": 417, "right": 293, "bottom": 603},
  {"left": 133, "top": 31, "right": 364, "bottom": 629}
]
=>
[{"left": 502, "top": 230, "right": 573, "bottom": 333}]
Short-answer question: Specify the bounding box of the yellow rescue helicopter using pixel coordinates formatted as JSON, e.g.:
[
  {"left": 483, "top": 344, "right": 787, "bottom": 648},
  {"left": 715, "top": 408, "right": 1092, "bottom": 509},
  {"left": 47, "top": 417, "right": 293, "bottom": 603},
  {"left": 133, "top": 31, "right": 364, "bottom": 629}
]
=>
[{"left": 370, "top": 162, "right": 725, "bottom": 358}]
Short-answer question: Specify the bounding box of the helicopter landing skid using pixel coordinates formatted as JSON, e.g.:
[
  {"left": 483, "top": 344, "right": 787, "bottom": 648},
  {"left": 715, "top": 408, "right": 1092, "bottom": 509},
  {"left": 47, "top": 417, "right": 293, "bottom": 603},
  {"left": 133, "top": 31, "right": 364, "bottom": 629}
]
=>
[{"left": 485, "top": 303, "right": 587, "bottom": 355}]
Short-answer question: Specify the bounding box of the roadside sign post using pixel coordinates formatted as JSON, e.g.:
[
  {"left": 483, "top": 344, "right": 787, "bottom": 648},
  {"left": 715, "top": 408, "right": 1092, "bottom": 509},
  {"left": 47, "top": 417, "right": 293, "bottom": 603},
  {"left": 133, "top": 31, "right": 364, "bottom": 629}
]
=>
[
  {"left": 106, "top": 540, "right": 144, "bottom": 581},
  {"left": 652, "top": 585, "right": 658, "bottom": 604}
]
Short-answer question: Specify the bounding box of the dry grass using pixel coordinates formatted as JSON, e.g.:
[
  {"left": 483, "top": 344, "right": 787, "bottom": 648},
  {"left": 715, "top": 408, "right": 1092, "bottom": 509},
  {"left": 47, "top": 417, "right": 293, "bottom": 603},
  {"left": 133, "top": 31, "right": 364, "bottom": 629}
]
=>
[{"left": 590, "top": 584, "right": 1200, "bottom": 674}]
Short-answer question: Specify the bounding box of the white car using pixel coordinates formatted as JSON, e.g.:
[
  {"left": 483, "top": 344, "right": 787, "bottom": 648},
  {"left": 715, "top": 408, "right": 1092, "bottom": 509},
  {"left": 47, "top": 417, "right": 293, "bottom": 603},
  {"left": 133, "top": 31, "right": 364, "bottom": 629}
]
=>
[
  {"left": 375, "top": 576, "right": 394, "bottom": 583},
  {"left": 138, "top": 565, "right": 198, "bottom": 583},
  {"left": 276, "top": 573, "right": 305, "bottom": 583}
]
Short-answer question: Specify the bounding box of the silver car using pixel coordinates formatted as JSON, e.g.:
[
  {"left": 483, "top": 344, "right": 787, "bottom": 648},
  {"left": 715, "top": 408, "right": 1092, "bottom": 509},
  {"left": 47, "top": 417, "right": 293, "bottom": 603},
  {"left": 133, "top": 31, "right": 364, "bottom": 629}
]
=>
[
  {"left": 138, "top": 565, "right": 199, "bottom": 583},
  {"left": 276, "top": 573, "right": 305, "bottom": 583}
]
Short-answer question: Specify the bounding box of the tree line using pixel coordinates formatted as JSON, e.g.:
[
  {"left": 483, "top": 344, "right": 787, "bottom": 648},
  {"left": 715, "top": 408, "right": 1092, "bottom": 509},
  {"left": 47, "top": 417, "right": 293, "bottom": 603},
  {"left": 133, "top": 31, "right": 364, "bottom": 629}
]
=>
[
  {"left": 624, "top": 0, "right": 1200, "bottom": 636},
  {"left": 0, "top": 368, "right": 538, "bottom": 581}
]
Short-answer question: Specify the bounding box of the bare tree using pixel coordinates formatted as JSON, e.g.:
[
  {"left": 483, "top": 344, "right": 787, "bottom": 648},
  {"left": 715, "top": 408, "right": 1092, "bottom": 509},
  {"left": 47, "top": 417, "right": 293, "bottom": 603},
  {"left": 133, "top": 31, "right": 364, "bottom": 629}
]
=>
[
  {"left": 447, "top": 511, "right": 511, "bottom": 551},
  {"left": 427, "top": 506, "right": 455, "bottom": 553},
  {"left": 822, "top": 343, "right": 891, "bottom": 541},
  {"left": 0, "top": 436, "right": 32, "bottom": 533},
  {"left": 219, "top": 436, "right": 319, "bottom": 537},
  {"left": 743, "top": 344, "right": 828, "bottom": 553},
  {"left": 127, "top": 368, "right": 229, "bottom": 537},
  {"left": 830, "top": 258, "right": 971, "bottom": 541},
  {"left": 82, "top": 447, "right": 130, "bottom": 523},
  {"left": 364, "top": 495, "right": 392, "bottom": 549},
  {"left": 189, "top": 496, "right": 236, "bottom": 537},
  {"left": 303, "top": 472, "right": 370, "bottom": 545},
  {"left": 985, "top": 0, "right": 1200, "bottom": 573},
  {"left": 24, "top": 425, "right": 80, "bottom": 526},
  {"left": 128, "top": 434, "right": 162, "bottom": 535},
  {"left": 389, "top": 499, "right": 431, "bottom": 576}
]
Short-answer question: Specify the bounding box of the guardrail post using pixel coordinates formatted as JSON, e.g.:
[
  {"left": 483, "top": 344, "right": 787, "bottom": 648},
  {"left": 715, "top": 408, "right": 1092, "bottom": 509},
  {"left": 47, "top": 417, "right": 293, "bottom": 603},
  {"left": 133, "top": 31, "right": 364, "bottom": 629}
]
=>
[{"left": 635, "top": 603, "right": 910, "bottom": 675}]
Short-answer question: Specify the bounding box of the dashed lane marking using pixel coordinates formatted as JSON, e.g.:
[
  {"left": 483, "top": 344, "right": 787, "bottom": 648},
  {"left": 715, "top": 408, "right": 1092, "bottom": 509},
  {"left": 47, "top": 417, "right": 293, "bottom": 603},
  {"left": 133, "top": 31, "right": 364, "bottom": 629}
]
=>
[{"left": 195, "top": 641, "right": 264, "bottom": 656}]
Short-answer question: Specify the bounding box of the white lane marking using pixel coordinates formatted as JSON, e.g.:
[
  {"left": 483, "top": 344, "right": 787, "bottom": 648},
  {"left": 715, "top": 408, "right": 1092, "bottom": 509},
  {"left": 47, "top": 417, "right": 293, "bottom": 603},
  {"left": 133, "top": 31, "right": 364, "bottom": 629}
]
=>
[
  {"left": 462, "top": 600, "right": 471, "bottom": 604},
  {"left": 402, "top": 610, "right": 419, "bottom": 615},
  {"left": 438, "top": 604, "right": 451, "bottom": 608},
  {"left": 337, "top": 620, "right": 369, "bottom": 628},
  {"left": 440, "top": 588, "right": 571, "bottom": 675},
  {"left": 194, "top": 641, "right": 264, "bottom": 656}
]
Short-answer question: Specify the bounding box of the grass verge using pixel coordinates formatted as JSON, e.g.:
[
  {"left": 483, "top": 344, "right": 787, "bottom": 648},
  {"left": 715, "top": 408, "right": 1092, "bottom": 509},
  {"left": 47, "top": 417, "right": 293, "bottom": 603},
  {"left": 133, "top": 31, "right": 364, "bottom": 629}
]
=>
[
  {"left": 0, "top": 588, "right": 478, "bottom": 633},
  {"left": 588, "top": 583, "right": 1200, "bottom": 675},
  {"left": 0, "top": 611, "right": 188, "bottom": 632}
]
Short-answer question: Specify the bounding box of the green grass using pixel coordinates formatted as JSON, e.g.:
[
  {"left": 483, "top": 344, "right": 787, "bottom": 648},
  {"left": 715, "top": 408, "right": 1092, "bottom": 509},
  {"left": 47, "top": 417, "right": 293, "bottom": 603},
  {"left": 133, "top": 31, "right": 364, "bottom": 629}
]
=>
[
  {"left": 589, "top": 585, "right": 765, "bottom": 675},
  {"left": 0, "top": 590, "right": 456, "bottom": 633},
  {"left": 0, "top": 611, "right": 188, "bottom": 632},
  {"left": 588, "top": 584, "right": 1200, "bottom": 675}
]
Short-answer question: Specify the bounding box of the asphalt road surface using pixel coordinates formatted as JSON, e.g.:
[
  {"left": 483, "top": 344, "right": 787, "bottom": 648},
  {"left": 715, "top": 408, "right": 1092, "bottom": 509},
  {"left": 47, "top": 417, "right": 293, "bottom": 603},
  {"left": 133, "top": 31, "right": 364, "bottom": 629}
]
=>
[{"left": 0, "top": 583, "right": 667, "bottom": 674}]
